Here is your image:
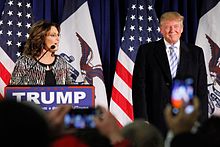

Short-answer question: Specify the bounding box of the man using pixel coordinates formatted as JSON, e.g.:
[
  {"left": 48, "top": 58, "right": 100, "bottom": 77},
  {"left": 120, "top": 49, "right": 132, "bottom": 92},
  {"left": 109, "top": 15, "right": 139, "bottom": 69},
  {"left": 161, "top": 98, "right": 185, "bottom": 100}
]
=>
[
  {"left": 121, "top": 119, "right": 164, "bottom": 147},
  {"left": 132, "top": 11, "right": 208, "bottom": 136},
  {"left": 164, "top": 97, "right": 220, "bottom": 147}
]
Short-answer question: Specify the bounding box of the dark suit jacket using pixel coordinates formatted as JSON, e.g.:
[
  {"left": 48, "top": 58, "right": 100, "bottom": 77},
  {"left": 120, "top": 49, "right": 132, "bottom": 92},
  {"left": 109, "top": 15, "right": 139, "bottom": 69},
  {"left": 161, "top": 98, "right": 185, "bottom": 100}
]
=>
[{"left": 132, "top": 39, "right": 208, "bottom": 136}]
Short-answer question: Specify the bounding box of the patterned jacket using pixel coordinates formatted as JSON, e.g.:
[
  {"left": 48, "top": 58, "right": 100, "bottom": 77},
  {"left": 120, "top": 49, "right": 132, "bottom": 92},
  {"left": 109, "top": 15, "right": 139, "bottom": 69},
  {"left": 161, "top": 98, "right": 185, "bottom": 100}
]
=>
[{"left": 10, "top": 55, "right": 75, "bottom": 85}]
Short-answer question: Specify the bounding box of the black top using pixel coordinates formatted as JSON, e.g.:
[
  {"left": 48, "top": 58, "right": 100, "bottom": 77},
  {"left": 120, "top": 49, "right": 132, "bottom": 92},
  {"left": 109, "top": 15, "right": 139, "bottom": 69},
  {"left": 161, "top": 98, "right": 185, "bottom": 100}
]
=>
[
  {"left": 45, "top": 70, "right": 56, "bottom": 86},
  {"left": 37, "top": 56, "right": 56, "bottom": 86}
]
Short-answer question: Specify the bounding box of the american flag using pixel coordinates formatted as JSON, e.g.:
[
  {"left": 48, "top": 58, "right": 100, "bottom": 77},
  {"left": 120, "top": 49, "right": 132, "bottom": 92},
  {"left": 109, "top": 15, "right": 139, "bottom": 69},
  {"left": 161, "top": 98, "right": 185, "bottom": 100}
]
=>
[
  {"left": 110, "top": 0, "right": 161, "bottom": 126},
  {"left": 0, "top": 0, "right": 33, "bottom": 99}
]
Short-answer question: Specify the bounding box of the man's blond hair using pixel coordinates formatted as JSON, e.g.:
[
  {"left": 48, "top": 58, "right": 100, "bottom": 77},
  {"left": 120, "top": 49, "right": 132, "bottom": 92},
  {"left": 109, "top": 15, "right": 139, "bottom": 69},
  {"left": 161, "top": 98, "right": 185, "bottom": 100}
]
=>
[{"left": 160, "top": 12, "right": 184, "bottom": 26}]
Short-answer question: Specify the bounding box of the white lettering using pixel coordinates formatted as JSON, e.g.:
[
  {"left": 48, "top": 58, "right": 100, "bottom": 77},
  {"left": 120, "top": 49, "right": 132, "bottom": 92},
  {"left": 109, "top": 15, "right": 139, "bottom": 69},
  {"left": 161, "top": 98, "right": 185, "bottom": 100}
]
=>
[
  {"left": 12, "top": 92, "right": 25, "bottom": 102},
  {"left": 57, "top": 92, "right": 72, "bottom": 104},
  {"left": 10, "top": 91, "right": 88, "bottom": 106},
  {"left": 74, "top": 92, "right": 86, "bottom": 103},
  {"left": 27, "top": 92, "right": 40, "bottom": 104},
  {"left": 41, "top": 92, "right": 54, "bottom": 104}
]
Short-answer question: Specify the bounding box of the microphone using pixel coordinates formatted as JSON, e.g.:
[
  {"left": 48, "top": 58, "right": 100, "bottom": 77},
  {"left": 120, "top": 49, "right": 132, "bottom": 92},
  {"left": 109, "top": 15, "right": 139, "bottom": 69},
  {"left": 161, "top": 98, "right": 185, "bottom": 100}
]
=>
[
  {"left": 50, "top": 45, "right": 56, "bottom": 50},
  {"left": 17, "top": 45, "right": 56, "bottom": 85},
  {"left": 50, "top": 45, "right": 56, "bottom": 57}
]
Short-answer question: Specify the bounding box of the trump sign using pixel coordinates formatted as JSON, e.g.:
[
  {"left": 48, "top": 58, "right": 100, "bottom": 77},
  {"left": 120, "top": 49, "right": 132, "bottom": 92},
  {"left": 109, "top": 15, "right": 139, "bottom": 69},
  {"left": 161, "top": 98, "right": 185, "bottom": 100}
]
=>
[{"left": 4, "top": 85, "right": 94, "bottom": 111}]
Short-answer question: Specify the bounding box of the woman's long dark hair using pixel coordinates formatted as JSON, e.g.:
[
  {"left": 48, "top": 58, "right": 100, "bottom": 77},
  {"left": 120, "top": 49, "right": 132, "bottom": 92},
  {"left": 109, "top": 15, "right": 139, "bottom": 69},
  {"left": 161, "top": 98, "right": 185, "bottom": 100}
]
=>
[{"left": 23, "top": 20, "right": 60, "bottom": 57}]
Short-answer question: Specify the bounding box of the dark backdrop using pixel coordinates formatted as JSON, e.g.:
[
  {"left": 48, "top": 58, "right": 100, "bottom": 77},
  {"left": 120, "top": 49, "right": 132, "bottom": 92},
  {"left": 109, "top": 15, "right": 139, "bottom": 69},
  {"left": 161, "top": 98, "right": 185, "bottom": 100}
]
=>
[{"left": 0, "top": 0, "right": 204, "bottom": 102}]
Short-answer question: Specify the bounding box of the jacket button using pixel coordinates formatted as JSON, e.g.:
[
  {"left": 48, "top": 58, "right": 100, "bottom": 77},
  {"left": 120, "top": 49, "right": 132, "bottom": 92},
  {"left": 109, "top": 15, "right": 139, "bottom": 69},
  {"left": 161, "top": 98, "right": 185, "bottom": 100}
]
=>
[{"left": 166, "top": 83, "right": 170, "bottom": 86}]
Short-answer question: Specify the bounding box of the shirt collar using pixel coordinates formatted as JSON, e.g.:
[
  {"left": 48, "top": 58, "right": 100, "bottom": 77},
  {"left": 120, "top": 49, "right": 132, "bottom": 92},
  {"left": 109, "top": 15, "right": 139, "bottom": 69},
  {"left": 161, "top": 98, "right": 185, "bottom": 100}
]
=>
[{"left": 164, "top": 39, "right": 180, "bottom": 49}]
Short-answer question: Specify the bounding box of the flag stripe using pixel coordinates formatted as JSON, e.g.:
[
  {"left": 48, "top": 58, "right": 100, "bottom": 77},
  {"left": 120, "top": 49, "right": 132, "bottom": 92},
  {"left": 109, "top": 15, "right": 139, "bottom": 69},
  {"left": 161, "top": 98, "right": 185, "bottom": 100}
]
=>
[
  {"left": 117, "top": 49, "right": 134, "bottom": 74},
  {"left": 0, "top": 47, "right": 15, "bottom": 73},
  {"left": 61, "top": 0, "right": 87, "bottom": 22},
  {"left": 0, "top": 62, "right": 11, "bottom": 84},
  {"left": 0, "top": 78, "right": 6, "bottom": 97},
  {"left": 115, "top": 60, "right": 132, "bottom": 88},
  {"left": 110, "top": 99, "right": 133, "bottom": 126},
  {"left": 112, "top": 86, "right": 134, "bottom": 120},
  {"left": 0, "top": 94, "right": 3, "bottom": 100},
  {"left": 113, "top": 73, "right": 133, "bottom": 104}
]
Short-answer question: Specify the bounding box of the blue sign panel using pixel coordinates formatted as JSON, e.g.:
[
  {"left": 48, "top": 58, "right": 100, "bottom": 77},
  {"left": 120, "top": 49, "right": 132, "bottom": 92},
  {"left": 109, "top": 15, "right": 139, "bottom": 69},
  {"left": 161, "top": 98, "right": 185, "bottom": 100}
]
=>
[{"left": 5, "top": 86, "right": 94, "bottom": 111}]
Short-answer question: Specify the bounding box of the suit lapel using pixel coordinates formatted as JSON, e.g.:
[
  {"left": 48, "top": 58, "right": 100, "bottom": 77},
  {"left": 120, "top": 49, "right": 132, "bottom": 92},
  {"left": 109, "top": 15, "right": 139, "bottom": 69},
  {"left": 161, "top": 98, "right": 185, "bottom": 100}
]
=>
[{"left": 154, "top": 40, "right": 172, "bottom": 82}]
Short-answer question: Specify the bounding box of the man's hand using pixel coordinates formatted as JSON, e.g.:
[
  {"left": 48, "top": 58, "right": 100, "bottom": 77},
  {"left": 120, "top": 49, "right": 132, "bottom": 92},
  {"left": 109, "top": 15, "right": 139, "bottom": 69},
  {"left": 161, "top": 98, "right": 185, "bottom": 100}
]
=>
[
  {"left": 164, "top": 97, "right": 200, "bottom": 135},
  {"left": 47, "top": 105, "right": 75, "bottom": 137},
  {"left": 94, "top": 106, "right": 124, "bottom": 144}
]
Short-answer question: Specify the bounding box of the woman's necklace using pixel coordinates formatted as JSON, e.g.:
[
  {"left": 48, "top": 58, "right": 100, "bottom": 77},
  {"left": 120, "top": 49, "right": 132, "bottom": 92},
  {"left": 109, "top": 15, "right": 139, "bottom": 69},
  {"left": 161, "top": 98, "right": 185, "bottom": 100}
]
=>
[{"left": 46, "top": 65, "right": 50, "bottom": 70}]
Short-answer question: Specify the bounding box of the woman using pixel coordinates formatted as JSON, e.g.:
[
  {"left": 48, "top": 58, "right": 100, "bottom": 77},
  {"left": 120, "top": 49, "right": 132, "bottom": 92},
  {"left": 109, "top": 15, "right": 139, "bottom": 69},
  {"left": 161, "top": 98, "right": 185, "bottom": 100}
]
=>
[{"left": 10, "top": 20, "right": 75, "bottom": 85}]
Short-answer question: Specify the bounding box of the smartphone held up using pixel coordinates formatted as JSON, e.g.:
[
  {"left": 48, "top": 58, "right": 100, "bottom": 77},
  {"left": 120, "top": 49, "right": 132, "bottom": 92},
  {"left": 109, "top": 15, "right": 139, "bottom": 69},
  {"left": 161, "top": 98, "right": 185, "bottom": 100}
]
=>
[
  {"left": 171, "top": 77, "right": 194, "bottom": 115},
  {"left": 64, "top": 107, "right": 102, "bottom": 129}
]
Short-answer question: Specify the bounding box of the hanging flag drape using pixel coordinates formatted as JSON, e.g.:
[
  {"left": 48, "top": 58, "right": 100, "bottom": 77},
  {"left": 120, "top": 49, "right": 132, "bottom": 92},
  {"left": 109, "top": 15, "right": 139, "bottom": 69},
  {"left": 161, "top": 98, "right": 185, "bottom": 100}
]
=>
[
  {"left": 110, "top": 0, "right": 162, "bottom": 126},
  {"left": 196, "top": 0, "right": 220, "bottom": 116},
  {"left": 0, "top": 0, "right": 33, "bottom": 99},
  {"left": 58, "top": 0, "right": 108, "bottom": 108}
]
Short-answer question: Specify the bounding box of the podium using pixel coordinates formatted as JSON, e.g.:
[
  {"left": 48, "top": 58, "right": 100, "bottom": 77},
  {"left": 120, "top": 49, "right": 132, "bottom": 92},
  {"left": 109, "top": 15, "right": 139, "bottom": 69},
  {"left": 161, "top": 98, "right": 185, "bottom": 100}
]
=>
[{"left": 5, "top": 85, "right": 95, "bottom": 111}]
